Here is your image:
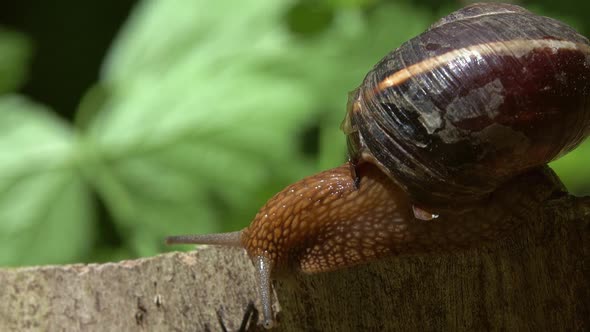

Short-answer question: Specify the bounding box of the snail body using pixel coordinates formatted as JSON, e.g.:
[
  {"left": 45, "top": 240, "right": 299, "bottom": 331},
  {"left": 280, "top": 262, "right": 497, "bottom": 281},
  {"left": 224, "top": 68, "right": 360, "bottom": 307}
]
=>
[{"left": 167, "top": 3, "right": 590, "bottom": 329}]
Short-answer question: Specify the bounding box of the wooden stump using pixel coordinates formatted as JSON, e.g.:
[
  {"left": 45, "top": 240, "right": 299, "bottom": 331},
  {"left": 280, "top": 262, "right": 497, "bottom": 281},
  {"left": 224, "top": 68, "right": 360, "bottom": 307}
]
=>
[{"left": 0, "top": 196, "right": 588, "bottom": 331}]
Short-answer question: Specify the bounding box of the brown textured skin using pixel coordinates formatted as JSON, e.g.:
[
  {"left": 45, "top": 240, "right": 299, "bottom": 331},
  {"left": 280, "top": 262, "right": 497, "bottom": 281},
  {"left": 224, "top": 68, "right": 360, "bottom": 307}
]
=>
[
  {"left": 240, "top": 162, "right": 563, "bottom": 274},
  {"left": 241, "top": 163, "right": 411, "bottom": 274}
]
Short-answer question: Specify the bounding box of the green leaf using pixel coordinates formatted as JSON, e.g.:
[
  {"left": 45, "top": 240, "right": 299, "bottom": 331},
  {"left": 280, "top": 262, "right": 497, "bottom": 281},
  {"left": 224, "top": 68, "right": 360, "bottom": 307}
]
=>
[
  {"left": 550, "top": 140, "right": 590, "bottom": 195},
  {"left": 0, "top": 95, "right": 94, "bottom": 266},
  {"left": 0, "top": 28, "right": 33, "bottom": 94},
  {"left": 86, "top": 0, "right": 318, "bottom": 256},
  {"left": 324, "top": 0, "right": 378, "bottom": 9}
]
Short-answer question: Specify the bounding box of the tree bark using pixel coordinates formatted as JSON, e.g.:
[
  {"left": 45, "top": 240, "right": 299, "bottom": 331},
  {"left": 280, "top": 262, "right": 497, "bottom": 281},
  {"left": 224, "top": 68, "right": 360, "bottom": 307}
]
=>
[{"left": 0, "top": 196, "right": 588, "bottom": 332}]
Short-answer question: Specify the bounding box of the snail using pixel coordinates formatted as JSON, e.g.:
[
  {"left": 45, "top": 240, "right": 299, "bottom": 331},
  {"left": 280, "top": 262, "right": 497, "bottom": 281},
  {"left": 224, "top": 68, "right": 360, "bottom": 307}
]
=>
[{"left": 166, "top": 3, "right": 590, "bottom": 329}]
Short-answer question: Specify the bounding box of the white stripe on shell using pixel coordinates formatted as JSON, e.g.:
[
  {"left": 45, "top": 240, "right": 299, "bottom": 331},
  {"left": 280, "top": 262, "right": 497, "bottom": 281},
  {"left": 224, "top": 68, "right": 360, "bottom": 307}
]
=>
[{"left": 377, "top": 39, "right": 590, "bottom": 91}]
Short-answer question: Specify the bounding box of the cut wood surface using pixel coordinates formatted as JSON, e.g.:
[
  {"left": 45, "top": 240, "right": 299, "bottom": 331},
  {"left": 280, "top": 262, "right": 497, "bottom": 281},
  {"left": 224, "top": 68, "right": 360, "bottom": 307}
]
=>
[{"left": 0, "top": 197, "right": 588, "bottom": 331}]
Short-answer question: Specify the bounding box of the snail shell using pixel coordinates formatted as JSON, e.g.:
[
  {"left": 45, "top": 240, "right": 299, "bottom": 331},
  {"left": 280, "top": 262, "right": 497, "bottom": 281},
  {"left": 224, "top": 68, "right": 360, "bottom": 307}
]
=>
[{"left": 343, "top": 3, "right": 590, "bottom": 206}]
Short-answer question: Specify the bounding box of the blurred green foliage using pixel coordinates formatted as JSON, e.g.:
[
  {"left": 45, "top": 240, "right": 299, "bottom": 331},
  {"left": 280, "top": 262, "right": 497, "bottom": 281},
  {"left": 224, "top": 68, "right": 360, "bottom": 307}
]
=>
[
  {"left": 0, "top": 29, "right": 31, "bottom": 94},
  {"left": 0, "top": 0, "right": 589, "bottom": 266}
]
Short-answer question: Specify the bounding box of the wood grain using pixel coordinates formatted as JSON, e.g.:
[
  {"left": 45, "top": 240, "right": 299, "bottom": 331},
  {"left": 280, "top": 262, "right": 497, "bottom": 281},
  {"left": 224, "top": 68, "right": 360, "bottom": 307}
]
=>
[{"left": 0, "top": 196, "right": 587, "bottom": 331}]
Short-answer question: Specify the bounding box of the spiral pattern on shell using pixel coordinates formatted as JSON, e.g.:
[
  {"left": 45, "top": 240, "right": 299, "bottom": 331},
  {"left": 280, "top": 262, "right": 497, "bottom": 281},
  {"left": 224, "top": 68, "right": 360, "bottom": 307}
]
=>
[{"left": 343, "top": 3, "right": 590, "bottom": 206}]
